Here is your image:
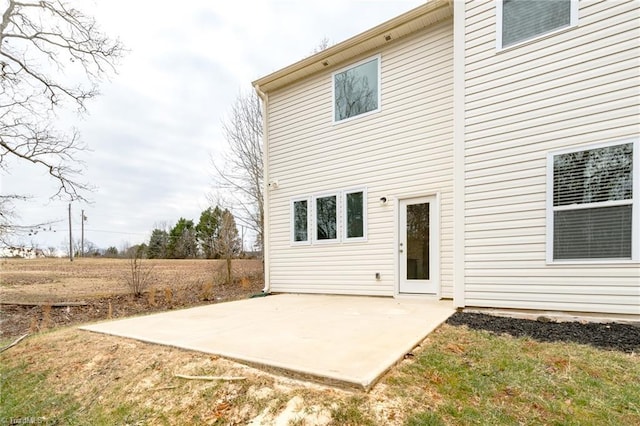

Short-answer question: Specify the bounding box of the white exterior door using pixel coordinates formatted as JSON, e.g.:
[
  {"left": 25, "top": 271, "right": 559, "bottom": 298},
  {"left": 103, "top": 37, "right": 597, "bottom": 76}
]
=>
[{"left": 399, "top": 196, "right": 438, "bottom": 295}]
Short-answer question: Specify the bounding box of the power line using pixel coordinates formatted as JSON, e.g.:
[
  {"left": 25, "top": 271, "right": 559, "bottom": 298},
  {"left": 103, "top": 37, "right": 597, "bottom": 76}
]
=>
[
  {"left": 31, "top": 227, "right": 148, "bottom": 236},
  {"left": 83, "top": 228, "right": 148, "bottom": 236}
]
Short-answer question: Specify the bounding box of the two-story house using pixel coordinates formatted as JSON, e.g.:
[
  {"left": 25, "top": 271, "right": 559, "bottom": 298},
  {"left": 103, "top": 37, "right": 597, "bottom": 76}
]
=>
[{"left": 252, "top": 0, "right": 639, "bottom": 317}]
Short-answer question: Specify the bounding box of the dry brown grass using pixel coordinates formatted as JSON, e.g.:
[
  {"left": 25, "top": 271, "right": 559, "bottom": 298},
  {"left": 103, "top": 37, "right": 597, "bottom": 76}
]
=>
[{"left": 0, "top": 258, "right": 263, "bottom": 304}]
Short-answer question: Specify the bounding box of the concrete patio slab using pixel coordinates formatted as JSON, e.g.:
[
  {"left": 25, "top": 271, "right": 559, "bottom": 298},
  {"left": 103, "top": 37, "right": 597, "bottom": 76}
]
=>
[{"left": 80, "top": 294, "right": 455, "bottom": 390}]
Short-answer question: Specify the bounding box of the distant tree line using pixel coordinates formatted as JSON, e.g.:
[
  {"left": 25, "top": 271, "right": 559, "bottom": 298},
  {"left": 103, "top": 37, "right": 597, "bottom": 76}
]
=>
[{"left": 99, "top": 206, "right": 243, "bottom": 261}]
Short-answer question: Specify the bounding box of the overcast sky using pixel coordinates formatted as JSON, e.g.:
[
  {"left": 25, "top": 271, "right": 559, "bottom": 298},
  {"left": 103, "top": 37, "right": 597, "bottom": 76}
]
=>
[{"left": 2, "top": 0, "right": 424, "bottom": 252}]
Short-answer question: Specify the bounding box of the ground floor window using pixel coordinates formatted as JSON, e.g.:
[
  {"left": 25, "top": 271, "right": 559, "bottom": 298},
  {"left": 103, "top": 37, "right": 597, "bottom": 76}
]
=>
[
  {"left": 290, "top": 188, "right": 367, "bottom": 245},
  {"left": 344, "top": 189, "right": 366, "bottom": 241},
  {"left": 547, "top": 139, "right": 637, "bottom": 262},
  {"left": 291, "top": 198, "right": 310, "bottom": 244},
  {"left": 315, "top": 194, "right": 338, "bottom": 242}
]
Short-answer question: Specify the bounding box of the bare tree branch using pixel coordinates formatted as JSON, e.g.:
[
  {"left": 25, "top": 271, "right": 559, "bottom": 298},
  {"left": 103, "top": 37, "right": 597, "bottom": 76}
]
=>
[
  {"left": 212, "top": 90, "right": 264, "bottom": 254},
  {"left": 0, "top": 0, "right": 124, "bottom": 242}
]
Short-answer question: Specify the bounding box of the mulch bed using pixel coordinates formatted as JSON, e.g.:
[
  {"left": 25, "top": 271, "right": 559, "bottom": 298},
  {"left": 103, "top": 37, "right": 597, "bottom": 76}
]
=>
[{"left": 447, "top": 312, "right": 640, "bottom": 353}]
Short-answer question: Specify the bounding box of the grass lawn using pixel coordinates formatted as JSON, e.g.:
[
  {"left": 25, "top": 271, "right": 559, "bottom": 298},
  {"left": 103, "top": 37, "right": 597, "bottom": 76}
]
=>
[{"left": 1, "top": 323, "right": 638, "bottom": 425}]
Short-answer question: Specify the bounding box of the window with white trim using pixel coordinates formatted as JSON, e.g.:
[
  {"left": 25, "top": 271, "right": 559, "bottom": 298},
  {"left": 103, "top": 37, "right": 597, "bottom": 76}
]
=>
[
  {"left": 290, "top": 188, "right": 368, "bottom": 245},
  {"left": 344, "top": 189, "right": 367, "bottom": 241},
  {"left": 333, "top": 56, "right": 380, "bottom": 122},
  {"left": 497, "top": 0, "right": 578, "bottom": 49},
  {"left": 548, "top": 140, "right": 637, "bottom": 261},
  {"left": 291, "top": 197, "right": 310, "bottom": 244},
  {"left": 314, "top": 193, "right": 338, "bottom": 242}
]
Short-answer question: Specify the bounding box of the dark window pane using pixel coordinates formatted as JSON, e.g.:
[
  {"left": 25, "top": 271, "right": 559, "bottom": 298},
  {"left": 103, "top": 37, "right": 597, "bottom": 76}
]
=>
[
  {"left": 554, "top": 205, "right": 632, "bottom": 259},
  {"left": 406, "top": 203, "right": 430, "bottom": 280},
  {"left": 553, "top": 143, "right": 633, "bottom": 207},
  {"left": 334, "top": 58, "right": 378, "bottom": 121},
  {"left": 502, "top": 0, "right": 571, "bottom": 47},
  {"left": 316, "top": 196, "right": 337, "bottom": 240},
  {"left": 346, "top": 192, "right": 364, "bottom": 238},
  {"left": 293, "top": 200, "right": 308, "bottom": 242}
]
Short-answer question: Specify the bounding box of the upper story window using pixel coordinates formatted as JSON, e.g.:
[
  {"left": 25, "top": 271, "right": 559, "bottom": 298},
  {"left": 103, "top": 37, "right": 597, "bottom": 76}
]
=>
[
  {"left": 547, "top": 140, "right": 638, "bottom": 262},
  {"left": 497, "top": 0, "right": 578, "bottom": 49},
  {"left": 333, "top": 56, "right": 380, "bottom": 123}
]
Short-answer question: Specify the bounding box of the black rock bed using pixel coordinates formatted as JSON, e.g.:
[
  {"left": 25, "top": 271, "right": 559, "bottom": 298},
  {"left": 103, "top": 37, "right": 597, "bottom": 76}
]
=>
[{"left": 446, "top": 312, "right": 640, "bottom": 353}]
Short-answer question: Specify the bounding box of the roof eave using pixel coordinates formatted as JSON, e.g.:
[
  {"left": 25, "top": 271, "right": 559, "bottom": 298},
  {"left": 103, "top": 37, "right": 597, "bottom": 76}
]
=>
[{"left": 252, "top": 0, "right": 453, "bottom": 93}]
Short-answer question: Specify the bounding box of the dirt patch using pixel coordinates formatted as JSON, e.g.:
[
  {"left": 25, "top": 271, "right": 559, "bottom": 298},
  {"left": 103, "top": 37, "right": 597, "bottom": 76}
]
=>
[
  {"left": 0, "top": 258, "right": 264, "bottom": 339},
  {"left": 447, "top": 312, "right": 640, "bottom": 353},
  {"left": 1, "top": 328, "right": 345, "bottom": 425}
]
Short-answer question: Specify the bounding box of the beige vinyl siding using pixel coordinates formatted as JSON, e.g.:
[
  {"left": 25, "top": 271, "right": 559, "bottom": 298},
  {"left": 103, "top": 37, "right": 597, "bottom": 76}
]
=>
[
  {"left": 463, "top": 0, "right": 640, "bottom": 314},
  {"left": 266, "top": 19, "right": 454, "bottom": 296}
]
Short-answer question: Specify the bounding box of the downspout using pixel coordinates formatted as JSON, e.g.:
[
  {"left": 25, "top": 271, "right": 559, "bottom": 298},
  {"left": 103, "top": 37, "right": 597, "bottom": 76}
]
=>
[{"left": 254, "top": 83, "right": 271, "bottom": 294}]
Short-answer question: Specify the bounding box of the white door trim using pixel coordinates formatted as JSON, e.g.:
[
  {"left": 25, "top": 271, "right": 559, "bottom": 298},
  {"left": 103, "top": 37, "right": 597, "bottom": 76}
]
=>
[{"left": 395, "top": 194, "right": 440, "bottom": 298}]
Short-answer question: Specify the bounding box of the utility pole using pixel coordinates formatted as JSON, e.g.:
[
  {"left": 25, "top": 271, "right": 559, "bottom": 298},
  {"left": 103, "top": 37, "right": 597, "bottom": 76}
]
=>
[
  {"left": 240, "top": 225, "right": 245, "bottom": 256},
  {"left": 68, "top": 203, "right": 73, "bottom": 262},
  {"left": 81, "top": 209, "right": 86, "bottom": 257}
]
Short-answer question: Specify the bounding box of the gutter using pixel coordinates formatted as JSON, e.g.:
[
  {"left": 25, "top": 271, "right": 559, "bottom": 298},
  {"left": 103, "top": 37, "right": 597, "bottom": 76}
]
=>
[
  {"left": 252, "top": 0, "right": 452, "bottom": 92},
  {"left": 253, "top": 83, "right": 271, "bottom": 294}
]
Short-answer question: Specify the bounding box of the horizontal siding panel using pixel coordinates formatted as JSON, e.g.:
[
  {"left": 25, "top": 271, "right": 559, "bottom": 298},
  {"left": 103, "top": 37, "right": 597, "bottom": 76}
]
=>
[
  {"left": 270, "top": 108, "right": 452, "bottom": 152},
  {"left": 269, "top": 166, "right": 452, "bottom": 197},
  {"left": 465, "top": 0, "right": 493, "bottom": 14},
  {"left": 466, "top": 219, "right": 543, "bottom": 233},
  {"left": 466, "top": 235, "right": 544, "bottom": 247},
  {"left": 467, "top": 229, "right": 544, "bottom": 242},
  {"left": 465, "top": 200, "right": 545, "bottom": 218},
  {"left": 465, "top": 299, "right": 640, "bottom": 315},
  {"left": 466, "top": 292, "right": 638, "bottom": 306},
  {"left": 466, "top": 159, "right": 543, "bottom": 178},
  {"left": 465, "top": 244, "right": 545, "bottom": 255},
  {"left": 465, "top": 117, "right": 638, "bottom": 161},
  {"left": 270, "top": 287, "right": 394, "bottom": 297},
  {"left": 466, "top": 106, "right": 639, "bottom": 152},
  {"left": 466, "top": 175, "right": 546, "bottom": 203},
  {"left": 465, "top": 210, "right": 545, "bottom": 226},
  {"left": 467, "top": 39, "right": 638, "bottom": 100},
  {"left": 467, "top": 84, "right": 638, "bottom": 130},
  {"left": 466, "top": 282, "right": 638, "bottom": 292},
  {"left": 466, "top": 265, "right": 639, "bottom": 275},
  {"left": 463, "top": 123, "right": 640, "bottom": 170},
  {"left": 466, "top": 62, "right": 638, "bottom": 114},
  {"left": 466, "top": 251, "right": 546, "bottom": 262},
  {"left": 465, "top": 167, "right": 543, "bottom": 187}
]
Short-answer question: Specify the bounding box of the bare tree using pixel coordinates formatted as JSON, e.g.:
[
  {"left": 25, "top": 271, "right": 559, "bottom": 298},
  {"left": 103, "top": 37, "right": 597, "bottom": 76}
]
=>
[
  {"left": 309, "top": 36, "right": 331, "bottom": 55},
  {"left": 212, "top": 38, "right": 331, "bottom": 255},
  {"left": 217, "top": 210, "right": 241, "bottom": 285},
  {"left": 212, "top": 91, "right": 263, "bottom": 254},
  {"left": 125, "top": 245, "right": 153, "bottom": 297},
  {"left": 0, "top": 0, "right": 124, "bottom": 239}
]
